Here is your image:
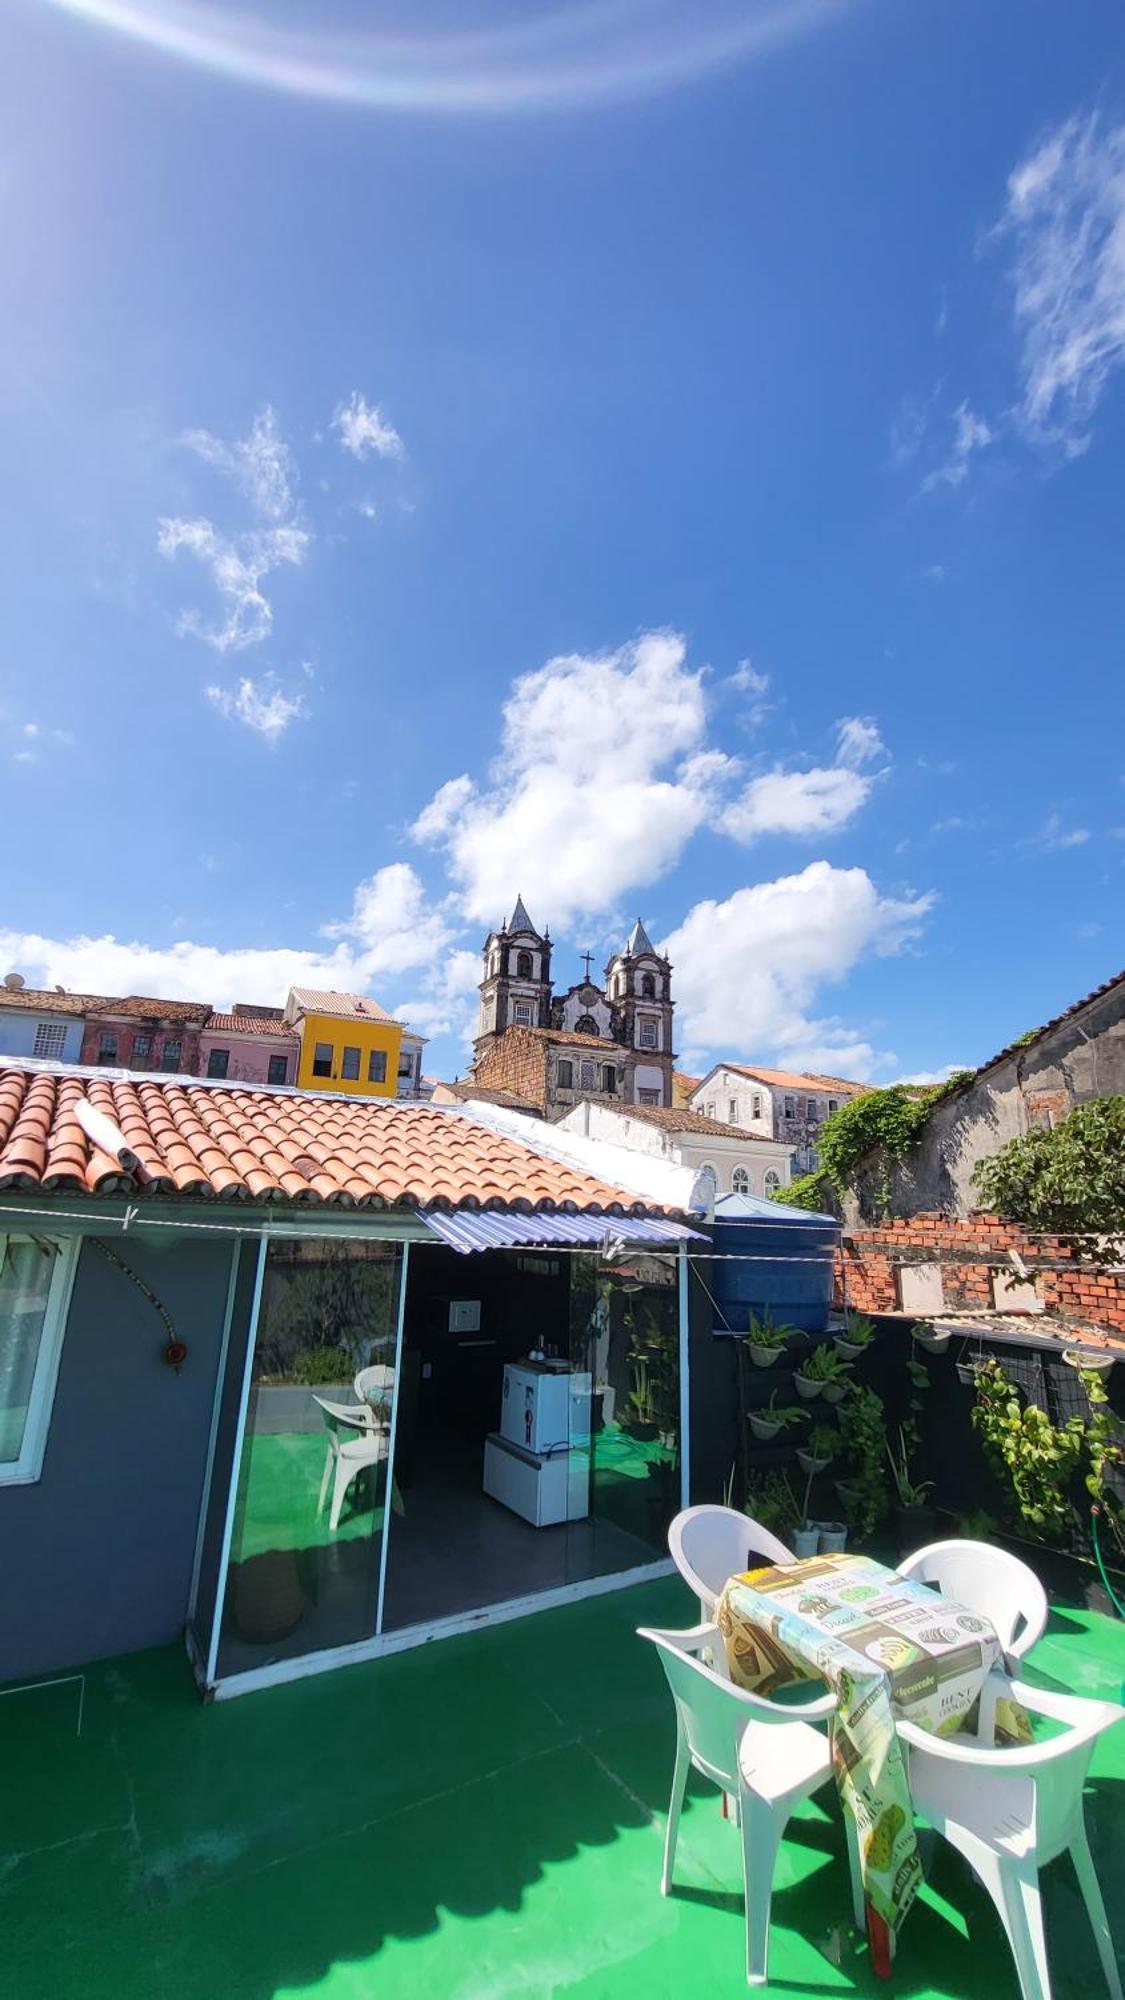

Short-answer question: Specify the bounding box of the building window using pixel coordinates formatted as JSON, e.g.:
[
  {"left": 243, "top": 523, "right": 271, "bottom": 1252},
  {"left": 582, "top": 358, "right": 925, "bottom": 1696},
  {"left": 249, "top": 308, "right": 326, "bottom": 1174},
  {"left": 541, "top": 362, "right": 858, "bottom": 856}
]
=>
[
  {"left": 784, "top": 1095, "right": 795, "bottom": 1119},
  {"left": 602, "top": 1064, "right": 617, "bottom": 1094},
  {"left": 398, "top": 1051, "right": 415, "bottom": 1078},
  {"left": 640, "top": 972, "right": 656, "bottom": 998},
  {"left": 163, "top": 1038, "right": 182, "bottom": 1070},
  {"left": 367, "top": 1049, "right": 387, "bottom": 1084},
  {"left": 705, "top": 1101, "right": 716, "bottom": 1119},
  {"left": 312, "top": 1042, "right": 333, "bottom": 1078},
  {"left": 513, "top": 1002, "right": 533, "bottom": 1025},
  {"left": 132, "top": 1033, "right": 152, "bottom": 1063},
  {"left": 341, "top": 1046, "right": 361, "bottom": 1081},
  {"left": 752, "top": 1093, "right": 762, "bottom": 1120},
  {"left": 807, "top": 1098, "right": 819, "bottom": 1121},
  {"left": 207, "top": 1049, "right": 230, "bottom": 1079},
  {"left": 267, "top": 1055, "right": 288, "bottom": 1085},
  {"left": 827, "top": 1098, "right": 838, "bottom": 1115},
  {"left": 639, "top": 1019, "right": 658, "bottom": 1049},
  {"left": 557, "top": 1058, "right": 574, "bottom": 1089},
  {"left": 97, "top": 1032, "right": 118, "bottom": 1065},
  {"left": 516, "top": 951, "right": 533, "bottom": 979},
  {"left": 579, "top": 1059, "right": 596, "bottom": 1090},
  {"left": 638, "top": 1087, "right": 660, "bottom": 1105},
  {"left": 732, "top": 1166, "right": 750, "bottom": 1194},
  {"left": 728, "top": 1099, "right": 738, "bottom": 1123},
  {"left": 32, "top": 1022, "right": 67, "bottom": 1059},
  {"left": 764, "top": 1170, "right": 781, "bottom": 1196},
  {"left": 0, "top": 1237, "right": 75, "bottom": 1485},
  {"left": 575, "top": 1015, "right": 599, "bottom": 1037}
]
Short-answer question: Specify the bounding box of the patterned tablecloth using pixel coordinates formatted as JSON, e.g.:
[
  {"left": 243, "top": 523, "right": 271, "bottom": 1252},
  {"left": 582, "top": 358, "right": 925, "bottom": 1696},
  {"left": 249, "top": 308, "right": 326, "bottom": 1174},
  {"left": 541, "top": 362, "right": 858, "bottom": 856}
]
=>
[{"left": 716, "top": 1551, "right": 1029, "bottom": 1941}]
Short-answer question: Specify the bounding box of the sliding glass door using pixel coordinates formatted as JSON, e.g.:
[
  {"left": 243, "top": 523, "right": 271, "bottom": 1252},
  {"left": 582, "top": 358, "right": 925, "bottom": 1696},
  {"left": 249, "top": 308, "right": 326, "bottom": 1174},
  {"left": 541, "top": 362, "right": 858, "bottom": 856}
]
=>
[
  {"left": 565, "top": 1250, "right": 681, "bottom": 1584},
  {"left": 211, "top": 1236, "right": 404, "bottom": 1682}
]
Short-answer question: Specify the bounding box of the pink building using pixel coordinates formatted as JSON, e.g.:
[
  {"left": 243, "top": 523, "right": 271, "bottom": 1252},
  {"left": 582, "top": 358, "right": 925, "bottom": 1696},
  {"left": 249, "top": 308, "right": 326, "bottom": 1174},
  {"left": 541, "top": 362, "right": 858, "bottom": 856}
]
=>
[{"left": 198, "top": 1007, "right": 300, "bottom": 1088}]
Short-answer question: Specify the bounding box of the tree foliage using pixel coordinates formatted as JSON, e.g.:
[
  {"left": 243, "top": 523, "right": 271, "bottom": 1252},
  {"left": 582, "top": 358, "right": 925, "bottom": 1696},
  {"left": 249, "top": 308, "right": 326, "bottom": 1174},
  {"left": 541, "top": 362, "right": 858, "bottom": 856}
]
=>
[
  {"left": 971, "top": 1096, "right": 1125, "bottom": 1234},
  {"left": 814, "top": 1074, "right": 974, "bottom": 1198},
  {"left": 769, "top": 1170, "right": 835, "bottom": 1212}
]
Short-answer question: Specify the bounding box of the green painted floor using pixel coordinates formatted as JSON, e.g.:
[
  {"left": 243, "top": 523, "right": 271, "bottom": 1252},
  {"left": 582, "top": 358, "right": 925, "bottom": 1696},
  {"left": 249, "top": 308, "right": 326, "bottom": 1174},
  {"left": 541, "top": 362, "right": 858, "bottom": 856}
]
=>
[{"left": 2, "top": 1577, "right": 1124, "bottom": 2000}]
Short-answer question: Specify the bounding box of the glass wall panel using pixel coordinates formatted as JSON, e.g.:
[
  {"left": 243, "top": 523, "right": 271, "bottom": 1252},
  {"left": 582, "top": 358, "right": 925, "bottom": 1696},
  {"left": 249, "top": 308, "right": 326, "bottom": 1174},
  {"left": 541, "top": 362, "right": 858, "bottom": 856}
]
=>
[
  {"left": 214, "top": 1236, "right": 403, "bottom": 1680},
  {"left": 566, "top": 1251, "right": 681, "bottom": 1581}
]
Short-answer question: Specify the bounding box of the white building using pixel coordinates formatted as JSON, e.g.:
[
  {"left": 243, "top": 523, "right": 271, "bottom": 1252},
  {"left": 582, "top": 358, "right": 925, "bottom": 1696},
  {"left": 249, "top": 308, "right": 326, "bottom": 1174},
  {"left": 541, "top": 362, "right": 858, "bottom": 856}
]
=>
[
  {"left": 555, "top": 1099, "right": 792, "bottom": 1200},
  {"left": 688, "top": 1063, "right": 867, "bottom": 1174}
]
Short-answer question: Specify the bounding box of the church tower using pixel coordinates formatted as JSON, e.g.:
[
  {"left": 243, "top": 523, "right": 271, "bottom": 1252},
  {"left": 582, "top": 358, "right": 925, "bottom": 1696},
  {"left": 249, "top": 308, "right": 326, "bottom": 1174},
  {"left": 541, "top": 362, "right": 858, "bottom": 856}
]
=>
[
  {"left": 476, "top": 895, "right": 553, "bottom": 1042},
  {"left": 605, "top": 918, "right": 676, "bottom": 1106}
]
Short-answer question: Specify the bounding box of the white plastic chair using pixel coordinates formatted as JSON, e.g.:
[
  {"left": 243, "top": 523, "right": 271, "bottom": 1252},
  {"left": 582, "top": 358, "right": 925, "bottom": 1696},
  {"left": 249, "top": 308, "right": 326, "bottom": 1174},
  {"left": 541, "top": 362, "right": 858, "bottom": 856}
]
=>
[
  {"left": 669, "top": 1505, "right": 795, "bottom": 1619},
  {"left": 896, "top": 1539, "right": 1049, "bottom": 1666},
  {"left": 638, "top": 1622, "right": 853, "bottom": 1985},
  {"left": 898, "top": 1674, "right": 1125, "bottom": 2000},
  {"left": 313, "top": 1397, "right": 390, "bottom": 1532},
  {"left": 354, "top": 1364, "right": 396, "bottom": 1422}
]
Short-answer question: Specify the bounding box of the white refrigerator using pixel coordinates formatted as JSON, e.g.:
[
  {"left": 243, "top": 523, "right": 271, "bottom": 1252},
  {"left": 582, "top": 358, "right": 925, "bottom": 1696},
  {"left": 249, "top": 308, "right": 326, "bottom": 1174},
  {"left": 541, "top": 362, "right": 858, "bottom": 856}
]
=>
[{"left": 483, "top": 1362, "right": 591, "bottom": 1527}]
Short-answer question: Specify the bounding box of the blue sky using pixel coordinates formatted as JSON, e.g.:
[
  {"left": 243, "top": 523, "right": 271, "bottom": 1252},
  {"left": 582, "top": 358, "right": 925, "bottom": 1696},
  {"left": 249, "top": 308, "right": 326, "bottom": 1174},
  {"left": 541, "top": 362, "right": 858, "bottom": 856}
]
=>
[{"left": 2, "top": 0, "right": 1124, "bottom": 1084}]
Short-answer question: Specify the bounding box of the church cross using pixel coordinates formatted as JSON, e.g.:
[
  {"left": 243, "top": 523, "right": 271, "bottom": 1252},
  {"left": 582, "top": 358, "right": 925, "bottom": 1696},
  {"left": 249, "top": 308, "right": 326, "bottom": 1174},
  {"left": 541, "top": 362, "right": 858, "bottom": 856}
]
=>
[{"left": 580, "top": 951, "right": 595, "bottom": 983}]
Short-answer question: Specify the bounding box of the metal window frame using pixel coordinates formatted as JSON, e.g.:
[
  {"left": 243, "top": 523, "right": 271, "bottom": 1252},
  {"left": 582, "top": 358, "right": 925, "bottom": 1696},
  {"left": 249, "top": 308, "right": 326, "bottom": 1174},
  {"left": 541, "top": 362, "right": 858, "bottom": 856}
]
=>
[{"left": 0, "top": 1234, "right": 80, "bottom": 1487}]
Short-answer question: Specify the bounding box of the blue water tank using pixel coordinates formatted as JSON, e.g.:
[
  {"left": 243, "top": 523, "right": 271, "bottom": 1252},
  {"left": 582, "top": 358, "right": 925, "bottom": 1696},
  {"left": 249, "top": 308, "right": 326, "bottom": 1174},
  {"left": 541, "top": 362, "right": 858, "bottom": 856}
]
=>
[{"left": 708, "top": 1192, "right": 840, "bottom": 1335}]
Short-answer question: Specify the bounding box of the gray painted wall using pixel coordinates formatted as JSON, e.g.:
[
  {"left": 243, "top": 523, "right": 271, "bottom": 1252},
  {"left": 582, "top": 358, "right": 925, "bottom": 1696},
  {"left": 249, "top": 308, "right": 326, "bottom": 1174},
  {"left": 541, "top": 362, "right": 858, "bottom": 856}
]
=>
[
  {"left": 844, "top": 978, "right": 1125, "bottom": 1224},
  {"left": 0, "top": 1230, "right": 232, "bottom": 1681}
]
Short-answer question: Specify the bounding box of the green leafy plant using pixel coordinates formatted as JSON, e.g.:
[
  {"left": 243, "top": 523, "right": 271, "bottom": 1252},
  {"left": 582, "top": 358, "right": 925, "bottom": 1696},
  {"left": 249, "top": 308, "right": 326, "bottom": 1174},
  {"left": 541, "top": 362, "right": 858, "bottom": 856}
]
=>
[
  {"left": 745, "top": 1467, "right": 800, "bottom": 1537},
  {"left": 837, "top": 1385, "right": 890, "bottom": 1541},
  {"left": 886, "top": 1426, "right": 933, "bottom": 1510},
  {"left": 971, "top": 1096, "right": 1125, "bottom": 1239},
  {"left": 816, "top": 1077, "right": 973, "bottom": 1206},
  {"left": 771, "top": 1171, "right": 835, "bottom": 1212},
  {"left": 799, "top": 1343, "right": 850, "bottom": 1384},
  {"left": 970, "top": 1361, "right": 1086, "bottom": 1543},
  {"left": 288, "top": 1344, "right": 353, "bottom": 1386},
  {"left": 805, "top": 1423, "right": 839, "bottom": 1462},
  {"left": 839, "top": 1315, "right": 875, "bottom": 1348},
  {"left": 760, "top": 1393, "right": 807, "bottom": 1430},
  {"left": 746, "top": 1311, "right": 800, "bottom": 1352}
]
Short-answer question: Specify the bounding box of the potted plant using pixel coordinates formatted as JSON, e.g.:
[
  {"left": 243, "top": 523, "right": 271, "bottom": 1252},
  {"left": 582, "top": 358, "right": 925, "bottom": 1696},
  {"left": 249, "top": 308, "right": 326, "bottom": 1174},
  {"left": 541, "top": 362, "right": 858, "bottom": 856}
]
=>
[
  {"left": 834, "top": 1315, "right": 875, "bottom": 1360},
  {"left": 914, "top": 1321, "right": 952, "bottom": 1354},
  {"left": 744, "top": 1311, "right": 799, "bottom": 1369},
  {"left": 887, "top": 1427, "right": 936, "bottom": 1555},
  {"left": 796, "top": 1423, "right": 838, "bottom": 1476},
  {"left": 1063, "top": 1348, "right": 1115, "bottom": 1375},
  {"left": 748, "top": 1393, "right": 807, "bottom": 1443},
  {"left": 744, "top": 1468, "right": 802, "bottom": 1548},
  {"left": 795, "top": 1344, "right": 852, "bottom": 1402}
]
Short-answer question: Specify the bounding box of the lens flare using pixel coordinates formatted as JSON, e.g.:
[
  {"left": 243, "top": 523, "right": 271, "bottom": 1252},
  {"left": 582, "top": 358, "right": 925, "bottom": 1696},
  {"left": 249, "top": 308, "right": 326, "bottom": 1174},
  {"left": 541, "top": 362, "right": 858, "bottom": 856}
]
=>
[{"left": 41, "top": 0, "right": 858, "bottom": 114}]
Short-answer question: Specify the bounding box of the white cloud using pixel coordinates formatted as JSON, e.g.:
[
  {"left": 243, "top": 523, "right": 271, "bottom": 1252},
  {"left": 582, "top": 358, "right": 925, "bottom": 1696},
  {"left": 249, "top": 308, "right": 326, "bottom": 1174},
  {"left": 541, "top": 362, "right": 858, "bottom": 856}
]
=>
[
  {"left": 158, "top": 516, "right": 309, "bottom": 653},
  {"left": 663, "top": 862, "right": 934, "bottom": 1077},
  {"left": 720, "top": 765, "right": 872, "bottom": 842},
  {"left": 889, "top": 393, "right": 931, "bottom": 466},
  {"left": 393, "top": 947, "right": 482, "bottom": 1045},
  {"left": 206, "top": 676, "right": 307, "bottom": 745},
  {"left": 0, "top": 863, "right": 454, "bottom": 1014},
  {"left": 333, "top": 392, "right": 404, "bottom": 461},
  {"left": 921, "top": 401, "right": 993, "bottom": 492},
  {"left": 891, "top": 1064, "right": 967, "bottom": 1086},
  {"left": 835, "top": 715, "right": 885, "bottom": 768},
  {"left": 1019, "top": 811, "right": 1091, "bottom": 853},
  {"left": 1001, "top": 113, "right": 1125, "bottom": 449},
  {"left": 411, "top": 631, "right": 731, "bottom": 926},
  {"left": 182, "top": 406, "right": 296, "bottom": 521}
]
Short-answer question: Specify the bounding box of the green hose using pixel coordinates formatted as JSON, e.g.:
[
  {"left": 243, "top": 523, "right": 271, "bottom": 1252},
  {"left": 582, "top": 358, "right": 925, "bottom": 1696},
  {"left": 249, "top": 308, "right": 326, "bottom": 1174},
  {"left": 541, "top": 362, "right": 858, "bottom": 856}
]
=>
[{"left": 1090, "top": 1507, "right": 1125, "bottom": 1619}]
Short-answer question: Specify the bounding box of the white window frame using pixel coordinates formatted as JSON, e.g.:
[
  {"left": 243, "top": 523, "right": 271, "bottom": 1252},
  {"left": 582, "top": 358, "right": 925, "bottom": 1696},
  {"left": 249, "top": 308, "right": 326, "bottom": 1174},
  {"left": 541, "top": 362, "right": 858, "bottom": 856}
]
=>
[
  {"left": 513, "top": 1002, "right": 533, "bottom": 1026},
  {"left": 33, "top": 1021, "right": 68, "bottom": 1059},
  {"left": 764, "top": 1170, "right": 781, "bottom": 1196},
  {"left": 732, "top": 1166, "right": 750, "bottom": 1194},
  {"left": 638, "top": 1018, "right": 659, "bottom": 1050},
  {"left": 0, "top": 1235, "right": 80, "bottom": 1486}
]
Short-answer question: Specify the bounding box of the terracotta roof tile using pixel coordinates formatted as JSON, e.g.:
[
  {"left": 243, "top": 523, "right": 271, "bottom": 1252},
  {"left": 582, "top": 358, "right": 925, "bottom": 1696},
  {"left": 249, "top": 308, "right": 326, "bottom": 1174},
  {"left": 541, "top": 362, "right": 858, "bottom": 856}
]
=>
[
  {"left": 206, "top": 1014, "right": 298, "bottom": 1039},
  {"left": 710, "top": 1063, "right": 869, "bottom": 1095},
  {"left": 0, "top": 1063, "right": 675, "bottom": 1219}
]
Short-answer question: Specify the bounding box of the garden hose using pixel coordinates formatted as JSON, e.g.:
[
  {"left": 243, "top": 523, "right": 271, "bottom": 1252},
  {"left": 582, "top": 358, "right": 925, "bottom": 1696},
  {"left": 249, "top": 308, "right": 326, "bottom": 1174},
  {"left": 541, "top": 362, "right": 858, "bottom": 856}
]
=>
[{"left": 1090, "top": 1507, "right": 1125, "bottom": 1620}]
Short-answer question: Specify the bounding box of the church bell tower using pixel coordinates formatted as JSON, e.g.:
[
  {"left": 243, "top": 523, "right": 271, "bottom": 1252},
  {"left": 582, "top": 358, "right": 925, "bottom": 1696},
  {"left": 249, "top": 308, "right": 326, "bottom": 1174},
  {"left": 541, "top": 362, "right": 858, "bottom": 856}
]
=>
[{"left": 475, "top": 895, "right": 553, "bottom": 1044}]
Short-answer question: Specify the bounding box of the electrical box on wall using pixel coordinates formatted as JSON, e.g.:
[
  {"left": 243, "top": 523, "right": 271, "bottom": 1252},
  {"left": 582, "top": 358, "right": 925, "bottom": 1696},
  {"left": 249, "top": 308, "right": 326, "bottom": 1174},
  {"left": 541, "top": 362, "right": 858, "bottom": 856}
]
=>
[{"left": 448, "top": 1300, "right": 482, "bottom": 1333}]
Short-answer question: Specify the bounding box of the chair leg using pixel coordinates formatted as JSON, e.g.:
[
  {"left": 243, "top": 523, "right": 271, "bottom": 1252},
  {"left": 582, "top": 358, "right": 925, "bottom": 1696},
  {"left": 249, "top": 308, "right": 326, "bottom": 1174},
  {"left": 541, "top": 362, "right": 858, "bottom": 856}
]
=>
[
  {"left": 843, "top": 1803, "right": 866, "bottom": 1930},
  {"left": 329, "top": 1458, "right": 355, "bottom": 1532},
  {"left": 991, "top": 1860, "right": 1052, "bottom": 2000},
  {"left": 1071, "top": 1825, "right": 1123, "bottom": 2000},
  {"left": 740, "top": 1786, "right": 787, "bottom": 1986},
  {"left": 661, "top": 1726, "right": 690, "bottom": 1895},
  {"left": 317, "top": 1443, "right": 333, "bottom": 1516}
]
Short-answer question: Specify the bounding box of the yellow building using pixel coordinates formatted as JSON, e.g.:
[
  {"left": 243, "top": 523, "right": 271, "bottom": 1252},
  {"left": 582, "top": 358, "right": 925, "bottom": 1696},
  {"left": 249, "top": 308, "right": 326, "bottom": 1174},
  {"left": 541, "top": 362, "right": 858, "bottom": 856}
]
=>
[{"left": 283, "top": 988, "right": 425, "bottom": 1099}]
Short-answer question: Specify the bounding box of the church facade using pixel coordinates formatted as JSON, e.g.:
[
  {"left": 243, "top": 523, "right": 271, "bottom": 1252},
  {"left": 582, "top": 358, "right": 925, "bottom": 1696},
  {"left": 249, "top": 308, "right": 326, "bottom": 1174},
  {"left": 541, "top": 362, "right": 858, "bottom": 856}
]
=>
[{"left": 471, "top": 897, "right": 676, "bottom": 1119}]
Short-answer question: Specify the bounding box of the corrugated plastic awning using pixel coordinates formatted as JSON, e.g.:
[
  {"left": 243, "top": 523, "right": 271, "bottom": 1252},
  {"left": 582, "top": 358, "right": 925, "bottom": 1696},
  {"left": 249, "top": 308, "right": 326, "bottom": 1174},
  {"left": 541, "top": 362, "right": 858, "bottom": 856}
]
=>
[{"left": 417, "top": 1208, "right": 706, "bottom": 1255}]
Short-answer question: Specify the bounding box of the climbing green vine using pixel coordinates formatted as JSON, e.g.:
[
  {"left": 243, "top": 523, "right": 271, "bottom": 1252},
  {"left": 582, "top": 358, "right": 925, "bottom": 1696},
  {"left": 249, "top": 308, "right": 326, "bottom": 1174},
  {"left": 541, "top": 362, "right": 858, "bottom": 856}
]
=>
[
  {"left": 813, "top": 1075, "right": 974, "bottom": 1202},
  {"left": 970, "top": 1358, "right": 1124, "bottom": 1551},
  {"left": 972, "top": 1097, "right": 1125, "bottom": 1235}
]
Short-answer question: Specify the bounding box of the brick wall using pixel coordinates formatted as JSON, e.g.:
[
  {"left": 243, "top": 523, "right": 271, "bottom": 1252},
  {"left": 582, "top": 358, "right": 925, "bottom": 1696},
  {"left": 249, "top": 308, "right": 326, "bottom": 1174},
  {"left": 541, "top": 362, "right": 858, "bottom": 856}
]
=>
[
  {"left": 470, "top": 1027, "right": 549, "bottom": 1112},
  {"left": 836, "top": 1210, "right": 1125, "bottom": 1336}
]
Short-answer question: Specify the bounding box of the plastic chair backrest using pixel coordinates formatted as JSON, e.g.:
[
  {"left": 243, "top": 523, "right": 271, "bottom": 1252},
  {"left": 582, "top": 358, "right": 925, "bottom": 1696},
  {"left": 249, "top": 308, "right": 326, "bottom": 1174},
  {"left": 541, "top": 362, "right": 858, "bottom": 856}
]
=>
[
  {"left": 313, "top": 1395, "right": 368, "bottom": 1439},
  {"left": 669, "top": 1505, "right": 795, "bottom": 1609},
  {"left": 639, "top": 1628, "right": 762, "bottom": 1791},
  {"left": 897, "top": 1539, "right": 1048, "bottom": 1656}
]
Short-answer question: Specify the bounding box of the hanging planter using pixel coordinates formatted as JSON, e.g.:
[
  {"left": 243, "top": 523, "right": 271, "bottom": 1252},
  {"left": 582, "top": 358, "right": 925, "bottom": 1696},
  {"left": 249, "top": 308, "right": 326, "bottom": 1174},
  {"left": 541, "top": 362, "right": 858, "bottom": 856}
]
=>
[
  {"left": 836, "top": 1478, "right": 863, "bottom": 1509},
  {"left": 834, "top": 1335, "right": 866, "bottom": 1360},
  {"left": 793, "top": 1370, "right": 823, "bottom": 1401},
  {"left": 749, "top": 1412, "right": 783, "bottom": 1441},
  {"left": 748, "top": 1343, "right": 784, "bottom": 1370},
  {"left": 1063, "top": 1349, "right": 1115, "bottom": 1375},
  {"left": 796, "top": 1448, "right": 831, "bottom": 1476},
  {"left": 915, "top": 1322, "right": 952, "bottom": 1354},
  {"left": 955, "top": 1358, "right": 980, "bottom": 1388},
  {"left": 821, "top": 1379, "right": 850, "bottom": 1405}
]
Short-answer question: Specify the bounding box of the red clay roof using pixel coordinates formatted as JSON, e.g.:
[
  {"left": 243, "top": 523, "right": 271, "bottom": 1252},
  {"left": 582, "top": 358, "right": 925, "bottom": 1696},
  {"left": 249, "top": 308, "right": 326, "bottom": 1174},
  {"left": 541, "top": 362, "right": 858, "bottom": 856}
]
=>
[
  {"left": 0, "top": 988, "right": 106, "bottom": 1018},
  {"left": 206, "top": 1014, "right": 297, "bottom": 1039},
  {"left": 0, "top": 1065, "right": 667, "bottom": 1214},
  {"left": 287, "top": 988, "right": 395, "bottom": 1023},
  {"left": 606, "top": 1103, "right": 772, "bottom": 1141},
  {"left": 710, "top": 1063, "right": 868, "bottom": 1095}
]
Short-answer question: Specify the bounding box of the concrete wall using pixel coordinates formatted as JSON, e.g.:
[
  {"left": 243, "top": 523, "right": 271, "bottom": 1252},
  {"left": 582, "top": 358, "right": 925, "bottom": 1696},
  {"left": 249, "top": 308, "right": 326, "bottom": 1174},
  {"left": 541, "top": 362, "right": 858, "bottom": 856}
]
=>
[
  {"left": 556, "top": 1102, "right": 791, "bottom": 1196},
  {"left": 0, "top": 1013, "right": 85, "bottom": 1062},
  {"left": 844, "top": 978, "right": 1125, "bottom": 1224},
  {"left": 198, "top": 1030, "right": 298, "bottom": 1086},
  {"left": 0, "top": 1230, "right": 233, "bottom": 1680}
]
